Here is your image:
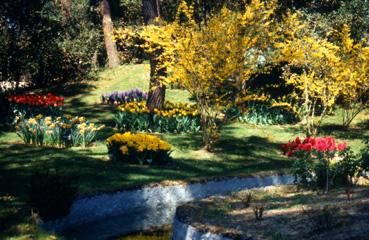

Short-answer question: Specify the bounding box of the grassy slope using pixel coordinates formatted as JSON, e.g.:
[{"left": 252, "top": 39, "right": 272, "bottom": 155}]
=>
[{"left": 0, "top": 64, "right": 368, "bottom": 239}]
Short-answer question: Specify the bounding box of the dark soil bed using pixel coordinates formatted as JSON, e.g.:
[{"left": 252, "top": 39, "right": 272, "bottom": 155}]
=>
[{"left": 176, "top": 185, "right": 369, "bottom": 240}]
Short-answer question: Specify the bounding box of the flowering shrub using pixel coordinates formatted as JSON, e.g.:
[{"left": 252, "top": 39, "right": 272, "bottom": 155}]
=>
[
  {"left": 8, "top": 93, "right": 64, "bottom": 119},
  {"left": 238, "top": 95, "right": 300, "bottom": 125},
  {"left": 106, "top": 132, "right": 171, "bottom": 165},
  {"left": 101, "top": 89, "right": 148, "bottom": 105},
  {"left": 282, "top": 136, "right": 348, "bottom": 157},
  {"left": 282, "top": 136, "right": 364, "bottom": 192},
  {"left": 114, "top": 101, "right": 200, "bottom": 133},
  {"left": 16, "top": 114, "right": 104, "bottom": 147}
]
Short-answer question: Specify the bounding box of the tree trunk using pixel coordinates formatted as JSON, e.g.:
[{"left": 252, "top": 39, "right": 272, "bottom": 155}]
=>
[
  {"left": 102, "top": 0, "right": 120, "bottom": 68},
  {"left": 60, "top": 0, "right": 72, "bottom": 23},
  {"left": 142, "top": 0, "right": 166, "bottom": 111},
  {"left": 142, "top": 0, "right": 161, "bottom": 24}
]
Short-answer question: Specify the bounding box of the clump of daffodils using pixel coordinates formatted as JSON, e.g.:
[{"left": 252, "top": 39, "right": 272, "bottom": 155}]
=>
[
  {"left": 77, "top": 122, "right": 104, "bottom": 135},
  {"left": 15, "top": 114, "right": 104, "bottom": 148},
  {"left": 114, "top": 100, "right": 201, "bottom": 133},
  {"left": 106, "top": 132, "right": 172, "bottom": 165},
  {"left": 117, "top": 101, "right": 149, "bottom": 114},
  {"left": 118, "top": 101, "right": 198, "bottom": 117}
]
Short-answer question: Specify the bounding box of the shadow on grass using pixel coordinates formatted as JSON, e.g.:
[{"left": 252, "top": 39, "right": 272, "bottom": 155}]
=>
[
  {"left": 357, "top": 118, "right": 369, "bottom": 130},
  {"left": 46, "top": 82, "right": 97, "bottom": 98},
  {"left": 64, "top": 98, "right": 116, "bottom": 125},
  {"left": 0, "top": 123, "right": 13, "bottom": 134},
  {"left": 0, "top": 132, "right": 292, "bottom": 197},
  {"left": 319, "top": 123, "right": 368, "bottom": 141}
]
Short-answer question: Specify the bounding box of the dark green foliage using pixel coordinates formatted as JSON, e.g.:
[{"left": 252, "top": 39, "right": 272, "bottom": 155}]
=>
[
  {"left": 293, "top": 147, "right": 366, "bottom": 190},
  {"left": 247, "top": 64, "right": 295, "bottom": 101},
  {"left": 277, "top": 0, "right": 342, "bottom": 14},
  {"left": 114, "top": 110, "right": 151, "bottom": 131},
  {"left": 271, "top": 232, "right": 290, "bottom": 240},
  {"left": 0, "top": 92, "right": 10, "bottom": 123},
  {"left": 239, "top": 104, "right": 300, "bottom": 125},
  {"left": 328, "top": 0, "right": 369, "bottom": 40},
  {"left": 334, "top": 148, "right": 364, "bottom": 185},
  {"left": 151, "top": 114, "right": 201, "bottom": 133},
  {"left": 0, "top": 0, "right": 103, "bottom": 88},
  {"left": 239, "top": 65, "right": 300, "bottom": 125},
  {"left": 298, "top": 0, "right": 369, "bottom": 42},
  {"left": 114, "top": 111, "right": 201, "bottom": 133},
  {"left": 292, "top": 151, "right": 315, "bottom": 187},
  {"left": 29, "top": 170, "right": 78, "bottom": 221},
  {"left": 108, "top": 145, "right": 172, "bottom": 165},
  {"left": 360, "top": 140, "right": 369, "bottom": 173},
  {"left": 119, "top": 0, "right": 246, "bottom": 24}
]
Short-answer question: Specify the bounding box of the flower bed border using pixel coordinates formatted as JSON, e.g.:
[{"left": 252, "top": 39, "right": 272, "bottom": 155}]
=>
[{"left": 41, "top": 174, "right": 293, "bottom": 239}]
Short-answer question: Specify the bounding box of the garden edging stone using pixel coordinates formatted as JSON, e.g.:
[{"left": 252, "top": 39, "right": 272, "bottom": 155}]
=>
[
  {"left": 41, "top": 174, "right": 294, "bottom": 239},
  {"left": 171, "top": 217, "right": 236, "bottom": 240}
]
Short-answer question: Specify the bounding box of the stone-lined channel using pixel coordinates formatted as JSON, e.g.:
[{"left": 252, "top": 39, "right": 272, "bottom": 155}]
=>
[{"left": 43, "top": 175, "right": 294, "bottom": 239}]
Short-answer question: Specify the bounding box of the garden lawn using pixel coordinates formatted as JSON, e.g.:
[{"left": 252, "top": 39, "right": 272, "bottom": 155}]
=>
[{"left": 0, "top": 64, "right": 368, "bottom": 239}]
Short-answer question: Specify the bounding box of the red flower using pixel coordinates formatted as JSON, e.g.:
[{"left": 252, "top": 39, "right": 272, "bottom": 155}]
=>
[
  {"left": 282, "top": 136, "right": 348, "bottom": 157},
  {"left": 8, "top": 93, "right": 64, "bottom": 108},
  {"left": 338, "top": 142, "right": 347, "bottom": 151}
]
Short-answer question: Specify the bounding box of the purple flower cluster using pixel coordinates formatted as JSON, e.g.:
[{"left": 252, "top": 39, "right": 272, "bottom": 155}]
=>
[{"left": 102, "top": 89, "right": 148, "bottom": 104}]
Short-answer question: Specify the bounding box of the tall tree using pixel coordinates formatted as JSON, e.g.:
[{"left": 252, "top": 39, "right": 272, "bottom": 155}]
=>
[
  {"left": 142, "top": 0, "right": 166, "bottom": 111},
  {"left": 102, "top": 0, "right": 120, "bottom": 68}
]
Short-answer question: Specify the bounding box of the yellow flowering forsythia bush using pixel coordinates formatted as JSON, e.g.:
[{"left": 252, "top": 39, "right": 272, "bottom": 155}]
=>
[
  {"left": 106, "top": 132, "right": 172, "bottom": 165},
  {"left": 114, "top": 101, "right": 200, "bottom": 133},
  {"left": 278, "top": 19, "right": 369, "bottom": 135},
  {"left": 16, "top": 114, "right": 104, "bottom": 147},
  {"left": 116, "top": 0, "right": 289, "bottom": 150},
  {"left": 334, "top": 25, "right": 369, "bottom": 127}
]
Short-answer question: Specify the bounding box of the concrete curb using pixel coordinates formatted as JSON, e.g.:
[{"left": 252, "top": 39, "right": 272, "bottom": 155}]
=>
[
  {"left": 171, "top": 217, "right": 235, "bottom": 240},
  {"left": 42, "top": 174, "right": 294, "bottom": 239}
]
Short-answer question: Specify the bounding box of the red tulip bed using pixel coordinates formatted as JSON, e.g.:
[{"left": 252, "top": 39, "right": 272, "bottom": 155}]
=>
[{"left": 8, "top": 93, "right": 64, "bottom": 118}]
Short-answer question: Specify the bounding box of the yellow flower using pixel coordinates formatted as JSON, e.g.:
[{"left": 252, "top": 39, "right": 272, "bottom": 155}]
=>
[
  {"left": 44, "top": 117, "right": 52, "bottom": 126},
  {"left": 78, "top": 123, "right": 87, "bottom": 129},
  {"left": 137, "top": 145, "right": 144, "bottom": 152},
  {"left": 106, "top": 132, "right": 171, "bottom": 153},
  {"left": 36, "top": 114, "right": 43, "bottom": 120},
  {"left": 78, "top": 116, "right": 86, "bottom": 122},
  {"left": 120, "top": 146, "right": 129, "bottom": 155},
  {"left": 28, "top": 118, "right": 37, "bottom": 125}
]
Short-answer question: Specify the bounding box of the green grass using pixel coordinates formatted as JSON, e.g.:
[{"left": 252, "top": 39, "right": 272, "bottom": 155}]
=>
[{"left": 0, "top": 64, "right": 368, "bottom": 239}]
